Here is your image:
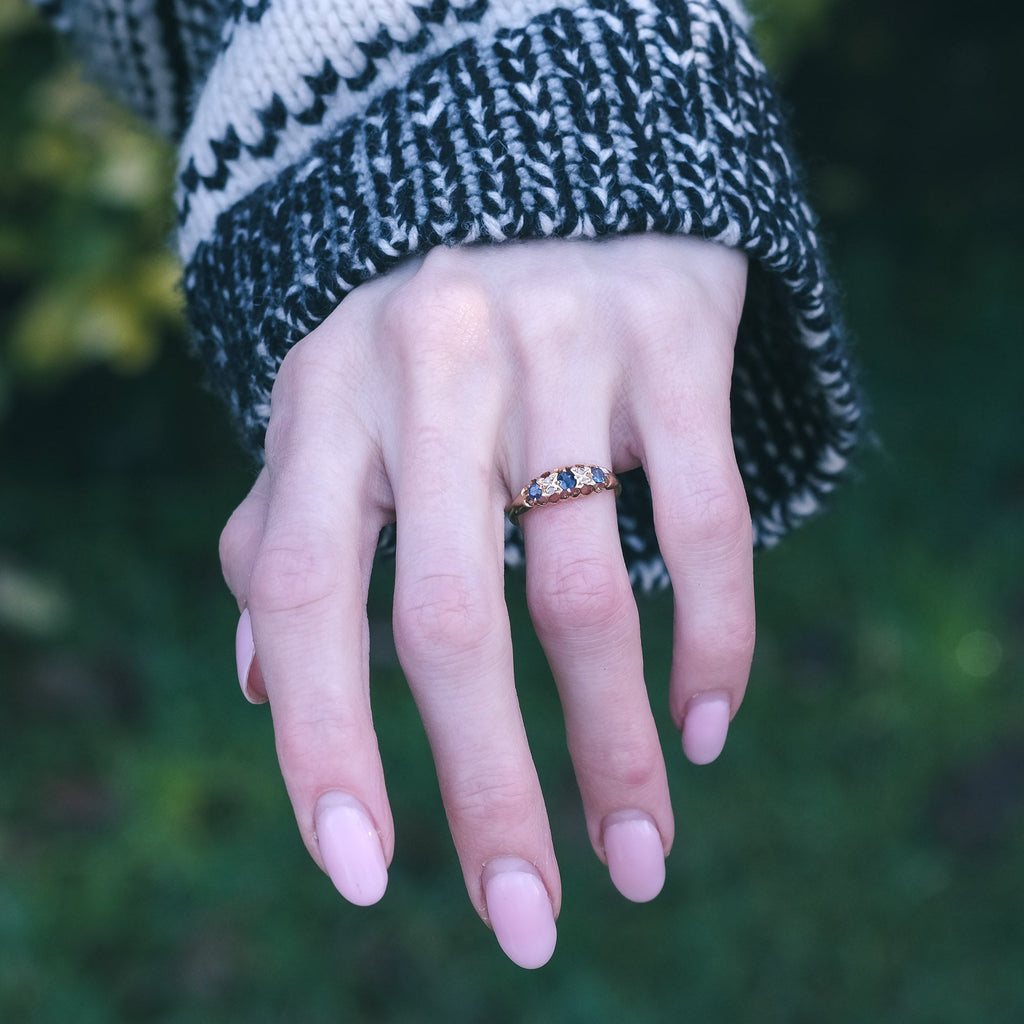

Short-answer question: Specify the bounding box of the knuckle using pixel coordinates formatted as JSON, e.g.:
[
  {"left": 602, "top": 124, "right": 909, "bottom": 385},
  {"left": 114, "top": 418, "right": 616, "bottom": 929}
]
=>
[
  {"left": 274, "top": 708, "right": 363, "bottom": 780},
  {"left": 657, "top": 473, "right": 752, "bottom": 553},
  {"left": 248, "top": 530, "right": 341, "bottom": 616},
  {"left": 382, "top": 253, "right": 496, "bottom": 377},
  {"left": 393, "top": 572, "right": 499, "bottom": 664},
  {"left": 219, "top": 507, "right": 251, "bottom": 579},
  {"left": 623, "top": 269, "right": 741, "bottom": 392},
  {"left": 576, "top": 723, "right": 663, "bottom": 794},
  {"left": 605, "top": 738, "right": 663, "bottom": 792},
  {"left": 275, "top": 333, "right": 315, "bottom": 381},
  {"left": 725, "top": 611, "right": 758, "bottom": 666},
  {"left": 271, "top": 332, "right": 331, "bottom": 401},
  {"left": 510, "top": 274, "right": 588, "bottom": 354},
  {"left": 629, "top": 261, "right": 683, "bottom": 314},
  {"left": 688, "top": 608, "right": 757, "bottom": 678},
  {"left": 570, "top": 704, "right": 663, "bottom": 795},
  {"left": 528, "top": 555, "right": 632, "bottom": 637},
  {"left": 621, "top": 264, "right": 695, "bottom": 340},
  {"left": 445, "top": 771, "right": 539, "bottom": 836},
  {"left": 623, "top": 253, "right": 742, "bottom": 335}
]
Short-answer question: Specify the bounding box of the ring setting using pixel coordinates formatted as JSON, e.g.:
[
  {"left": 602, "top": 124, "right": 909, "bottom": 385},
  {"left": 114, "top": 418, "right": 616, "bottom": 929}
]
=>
[{"left": 506, "top": 464, "right": 621, "bottom": 521}]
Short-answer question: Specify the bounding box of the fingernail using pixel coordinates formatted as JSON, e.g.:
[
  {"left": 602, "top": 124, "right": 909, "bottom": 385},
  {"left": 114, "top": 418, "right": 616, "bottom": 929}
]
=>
[
  {"left": 234, "top": 608, "right": 260, "bottom": 703},
  {"left": 483, "top": 858, "right": 557, "bottom": 969},
  {"left": 602, "top": 811, "right": 666, "bottom": 903},
  {"left": 315, "top": 793, "right": 388, "bottom": 906},
  {"left": 682, "top": 691, "right": 732, "bottom": 765}
]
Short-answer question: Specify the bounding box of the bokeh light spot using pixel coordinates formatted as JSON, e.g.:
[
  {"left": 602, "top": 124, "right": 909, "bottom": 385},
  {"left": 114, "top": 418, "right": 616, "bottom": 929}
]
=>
[{"left": 955, "top": 630, "right": 1003, "bottom": 680}]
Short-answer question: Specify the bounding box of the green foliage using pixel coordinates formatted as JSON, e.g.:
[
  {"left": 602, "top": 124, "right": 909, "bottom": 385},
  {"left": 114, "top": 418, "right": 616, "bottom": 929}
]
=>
[
  {"left": 747, "top": 0, "right": 841, "bottom": 71},
  {"left": 0, "top": 0, "right": 181, "bottom": 410}
]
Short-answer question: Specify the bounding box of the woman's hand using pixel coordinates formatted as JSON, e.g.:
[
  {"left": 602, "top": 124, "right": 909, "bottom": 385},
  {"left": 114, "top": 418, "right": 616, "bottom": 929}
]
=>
[{"left": 218, "top": 233, "right": 753, "bottom": 968}]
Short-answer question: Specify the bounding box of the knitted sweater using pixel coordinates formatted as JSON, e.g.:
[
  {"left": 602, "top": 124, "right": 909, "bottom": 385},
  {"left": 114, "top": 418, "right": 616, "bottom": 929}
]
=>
[{"left": 37, "top": 0, "right": 861, "bottom": 589}]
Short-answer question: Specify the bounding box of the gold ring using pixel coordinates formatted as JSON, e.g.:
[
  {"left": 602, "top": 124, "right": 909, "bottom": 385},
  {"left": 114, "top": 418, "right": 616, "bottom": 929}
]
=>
[{"left": 506, "top": 465, "right": 621, "bottom": 522}]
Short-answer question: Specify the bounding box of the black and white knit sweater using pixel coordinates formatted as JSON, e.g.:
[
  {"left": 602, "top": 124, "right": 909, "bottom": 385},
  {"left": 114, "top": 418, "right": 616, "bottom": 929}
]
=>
[{"left": 38, "top": 0, "right": 861, "bottom": 589}]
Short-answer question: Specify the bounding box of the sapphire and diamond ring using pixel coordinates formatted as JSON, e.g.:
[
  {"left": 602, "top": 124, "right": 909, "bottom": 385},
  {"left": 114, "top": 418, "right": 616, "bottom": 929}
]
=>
[{"left": 506, "top": 465, "right": 622, "bottom": 522}]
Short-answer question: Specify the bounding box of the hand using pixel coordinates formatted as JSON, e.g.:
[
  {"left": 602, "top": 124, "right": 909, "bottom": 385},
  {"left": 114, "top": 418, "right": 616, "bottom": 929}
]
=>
[{"left": 218, "top": 234, "right": 753, "bottom": 968}]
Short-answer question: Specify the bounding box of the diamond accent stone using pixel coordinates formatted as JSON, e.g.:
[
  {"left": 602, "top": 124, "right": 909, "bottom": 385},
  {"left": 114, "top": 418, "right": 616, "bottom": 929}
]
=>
[{"left": 538, "top": 472, "right": 559, "bottom": 496}]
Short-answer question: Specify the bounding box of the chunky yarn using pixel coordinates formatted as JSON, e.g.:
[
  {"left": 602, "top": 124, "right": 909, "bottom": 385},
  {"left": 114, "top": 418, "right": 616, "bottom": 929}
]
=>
[{"left": 35, "top": 0, "right": 862, "bottom": 588}]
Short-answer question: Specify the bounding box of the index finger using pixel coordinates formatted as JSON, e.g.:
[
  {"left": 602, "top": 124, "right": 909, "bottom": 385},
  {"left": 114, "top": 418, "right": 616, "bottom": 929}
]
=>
[{"left": 245, "top": 337, "right": 396, "bottom": 905}]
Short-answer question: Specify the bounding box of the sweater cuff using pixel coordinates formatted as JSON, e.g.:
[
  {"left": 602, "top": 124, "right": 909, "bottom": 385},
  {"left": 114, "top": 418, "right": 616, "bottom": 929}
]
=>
[{"left": 181, "top": 0, "right": 861, "bottom": 585}]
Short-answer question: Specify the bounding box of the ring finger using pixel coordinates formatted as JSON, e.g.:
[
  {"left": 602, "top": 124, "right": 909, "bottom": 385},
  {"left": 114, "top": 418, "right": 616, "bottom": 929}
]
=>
[{"left": 517, "top": 441, "right": 673, "bottom": 904}]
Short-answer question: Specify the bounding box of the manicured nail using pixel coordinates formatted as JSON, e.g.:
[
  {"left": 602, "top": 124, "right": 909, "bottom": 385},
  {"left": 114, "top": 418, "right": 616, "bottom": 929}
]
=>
[
  {"left": 315, "top": 793, "right": 388, "bottom": 906},
  {"left": 483, "top": 858, "right": 557, "bottom": 969},
  {"left": 682, "top": 691, "right": 732, "bottom": 765},
  {"left": 602, "top": 811, "right": 666, "bottom": 903},
  {"left": 234, "top": 608, "right": 261, "bottom": 703}
]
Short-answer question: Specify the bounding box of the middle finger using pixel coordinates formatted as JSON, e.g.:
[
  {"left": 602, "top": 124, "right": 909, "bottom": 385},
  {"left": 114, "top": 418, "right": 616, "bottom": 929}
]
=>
[{"left": 386, "top": 329, "right": 559, "bottom": 969}]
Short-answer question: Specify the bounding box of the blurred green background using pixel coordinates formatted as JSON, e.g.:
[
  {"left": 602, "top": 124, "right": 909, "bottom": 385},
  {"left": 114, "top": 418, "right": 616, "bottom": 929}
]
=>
[{"left": 1, "top": 0, "right": 1021, "bottom": 1020}]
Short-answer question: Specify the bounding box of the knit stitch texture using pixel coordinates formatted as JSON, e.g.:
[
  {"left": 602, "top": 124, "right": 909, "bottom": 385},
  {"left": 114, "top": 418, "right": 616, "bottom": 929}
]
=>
[{"left": 35, "top": 0, "right": 862, "bottom": 589}]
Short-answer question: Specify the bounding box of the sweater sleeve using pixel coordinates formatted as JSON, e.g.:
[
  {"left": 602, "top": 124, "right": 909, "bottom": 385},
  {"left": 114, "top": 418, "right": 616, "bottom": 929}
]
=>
[{"left": 37, "top": 0, "right": 862, "bottom": 589}]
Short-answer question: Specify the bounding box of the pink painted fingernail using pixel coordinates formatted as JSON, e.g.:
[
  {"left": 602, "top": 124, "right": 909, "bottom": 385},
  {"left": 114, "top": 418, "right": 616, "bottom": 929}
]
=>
[
  {"left": 602, "top": 811, "right": 666, "bottom": 903},
  {"left": 682, "top": 691, "right": 732, "bottom": 765},
  {"left": 483, "top": 858, "right": 557, "bottom": 969},
  {"left": 234, "top": 608, "right": 260, "bottom": 703},
  {"left": 315, "top": 793, "right": 388, "bottom": 906}
]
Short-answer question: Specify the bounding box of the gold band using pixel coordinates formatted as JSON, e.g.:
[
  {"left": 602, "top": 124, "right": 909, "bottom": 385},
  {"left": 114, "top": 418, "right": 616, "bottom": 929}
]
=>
[{"left": 506, "top": 465, "right": 621, "bottom": 522}]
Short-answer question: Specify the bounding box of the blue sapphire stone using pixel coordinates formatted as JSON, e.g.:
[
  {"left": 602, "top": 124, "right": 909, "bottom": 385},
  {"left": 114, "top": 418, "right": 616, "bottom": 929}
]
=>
[
  {"left": 557, "top": 470, "right": 577, "bottom": 491},
  {"left": 592, "top": 466, "right": 606, "bottom": 484},
  {"left": 527, "top": 482, "right": 543, "bottom": 502}
]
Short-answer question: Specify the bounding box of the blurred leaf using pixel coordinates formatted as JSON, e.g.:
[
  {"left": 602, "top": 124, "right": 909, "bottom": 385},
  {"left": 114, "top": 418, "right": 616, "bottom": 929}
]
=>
[
  {"left": 0, "top": 11, "right": 180, "bottom": 392},
  {"left": 10, "top": 264, "right": 178, "bottom": 375},
  {"left": 0, "top": 0, "right": 33, "bottom": 32},
  {"left": 748, "top": 0, "right": 842, "bottom": 72}
]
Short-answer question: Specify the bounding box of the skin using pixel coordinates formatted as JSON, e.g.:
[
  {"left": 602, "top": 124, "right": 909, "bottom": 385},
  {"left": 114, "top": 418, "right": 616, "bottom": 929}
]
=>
[{"left": 219, "top": 232, "right": 755, "bottom": 967}]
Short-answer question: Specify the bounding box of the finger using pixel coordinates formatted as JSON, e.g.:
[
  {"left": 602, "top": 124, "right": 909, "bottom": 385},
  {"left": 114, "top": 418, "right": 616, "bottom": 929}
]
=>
[
  {"left": 504, "top": 274, "right": 672, "bottom": 902},
  {"left": 518, "top": 457, "right": 672, "bottom": 903},
  {"left": 637, "top": 365, "right": 755, "bottom": 767},
  {"left": 247, "top": 337, "right": 395, "bottom": 907},
  {"left": 392, "top": 481, "right": 560, "bottom": 967},
  {"left": 386, "top": 340, "right": 558, "bottom": 969},
  {"left": 220, "top": 468, "right": 270, "bottom": 604}
]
